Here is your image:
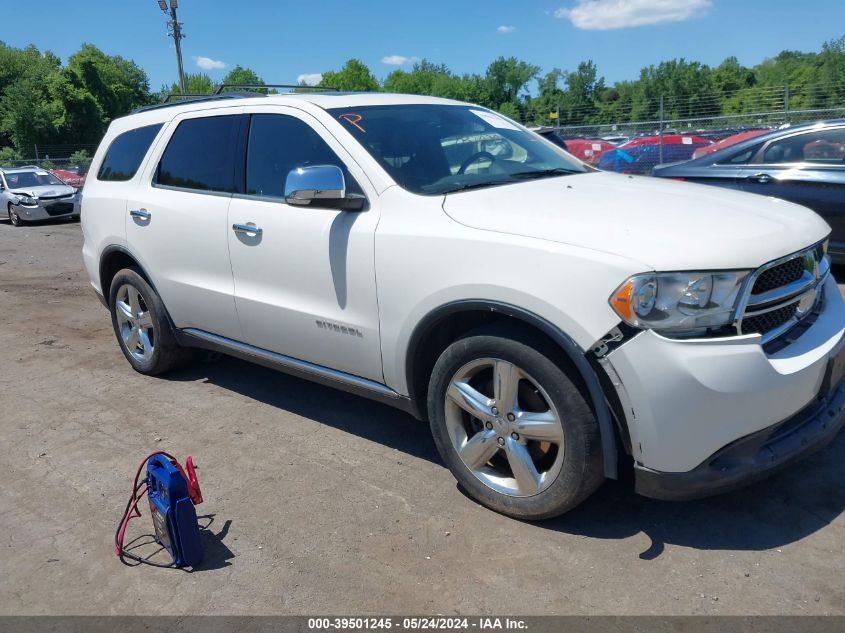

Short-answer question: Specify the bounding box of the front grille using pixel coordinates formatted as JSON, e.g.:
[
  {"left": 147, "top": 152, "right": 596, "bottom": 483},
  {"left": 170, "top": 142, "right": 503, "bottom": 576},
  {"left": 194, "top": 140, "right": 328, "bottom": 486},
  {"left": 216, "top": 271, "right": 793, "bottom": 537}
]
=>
[
  {"left": 38, "top": 194, "right": 74, "bottom": 201},
  {"left": 742, "top": 301, "right": 798, "bottom": 335},
  {"left": 736, "top": 241, "right": 827, "bottom": 343},
  {"left": 44, "top": 202, "right": 74, "bottom": 216},
  {"left": 752, "top": 257, "right": 805, "bottom": 294}
]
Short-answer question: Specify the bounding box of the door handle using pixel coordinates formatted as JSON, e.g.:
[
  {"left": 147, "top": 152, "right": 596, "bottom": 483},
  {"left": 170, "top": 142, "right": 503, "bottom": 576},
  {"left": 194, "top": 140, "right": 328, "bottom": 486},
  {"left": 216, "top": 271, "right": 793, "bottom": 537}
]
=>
[
  {"left": 129, "top": 208, "right": 151, "bottom": 220},
  {"left": 748, "top": 173, "right": 774, "bottom": 184},
  {"left": 232, "top": 222, "right": 262, "bottom": 235}
]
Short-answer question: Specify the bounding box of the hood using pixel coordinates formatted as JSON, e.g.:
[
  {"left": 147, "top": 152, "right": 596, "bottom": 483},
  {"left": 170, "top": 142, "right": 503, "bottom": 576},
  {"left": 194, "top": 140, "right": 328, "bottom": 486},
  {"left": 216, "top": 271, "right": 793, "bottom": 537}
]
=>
[
  {"left": 11, "top": 184, "right": 76, "bottom": 198},
  {"left": 442, "top": 171, "right": 830, "bottom": 271}
]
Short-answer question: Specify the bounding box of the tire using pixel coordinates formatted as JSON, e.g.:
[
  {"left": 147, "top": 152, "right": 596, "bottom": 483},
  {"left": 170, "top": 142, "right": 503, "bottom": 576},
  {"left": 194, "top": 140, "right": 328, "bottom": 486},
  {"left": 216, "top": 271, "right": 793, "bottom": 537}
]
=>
[
  {"left": 8, "top": 203, "right": 23, "bottom": 226},
  {"left": 108, "top": 267, "right": 191, "bottom": 375},
  {"left": 427, "top": 325, "right": 604, "bottom": 520}
]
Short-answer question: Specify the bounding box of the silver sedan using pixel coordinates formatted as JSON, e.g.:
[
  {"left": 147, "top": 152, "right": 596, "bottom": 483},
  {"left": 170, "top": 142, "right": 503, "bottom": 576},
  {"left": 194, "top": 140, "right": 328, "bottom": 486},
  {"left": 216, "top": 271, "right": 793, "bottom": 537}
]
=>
[{"left": 0, "top": 167, "right": 80, "bottom": 226}]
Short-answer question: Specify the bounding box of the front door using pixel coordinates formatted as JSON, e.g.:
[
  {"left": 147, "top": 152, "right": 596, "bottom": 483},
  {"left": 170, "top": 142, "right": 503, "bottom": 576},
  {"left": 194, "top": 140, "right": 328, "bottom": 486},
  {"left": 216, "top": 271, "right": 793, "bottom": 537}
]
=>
[
  {"left": 738, "top": 126, "right": 845, "bottom": 254},
  {"left": 227, "top": 107, "right": 383, "bottom": 382}
]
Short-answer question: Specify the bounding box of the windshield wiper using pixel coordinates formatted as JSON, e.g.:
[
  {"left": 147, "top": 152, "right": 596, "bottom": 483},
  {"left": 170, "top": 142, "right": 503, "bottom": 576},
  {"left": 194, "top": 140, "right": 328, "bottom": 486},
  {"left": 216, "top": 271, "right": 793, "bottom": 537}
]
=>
[
  {"left": 438, "top": 180, "right": 512, "bottom": 195},
  {"left": 510, "top": 167, "right": 579, "bottom": 180}
]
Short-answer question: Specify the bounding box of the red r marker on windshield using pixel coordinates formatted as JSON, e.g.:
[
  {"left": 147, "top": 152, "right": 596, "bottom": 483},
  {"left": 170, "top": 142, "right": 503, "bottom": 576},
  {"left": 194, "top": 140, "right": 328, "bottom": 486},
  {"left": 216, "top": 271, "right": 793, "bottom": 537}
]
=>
[{"left": 339, "top": 113, "right": 366, "bottom": 133}]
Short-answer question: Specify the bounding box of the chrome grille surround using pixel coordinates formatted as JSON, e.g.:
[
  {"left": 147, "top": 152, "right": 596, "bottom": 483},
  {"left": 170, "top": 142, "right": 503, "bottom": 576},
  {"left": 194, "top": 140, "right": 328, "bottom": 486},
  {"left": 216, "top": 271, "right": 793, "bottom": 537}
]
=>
[{"left": 734, "top": 239, "right": 830, "bottom": 345}]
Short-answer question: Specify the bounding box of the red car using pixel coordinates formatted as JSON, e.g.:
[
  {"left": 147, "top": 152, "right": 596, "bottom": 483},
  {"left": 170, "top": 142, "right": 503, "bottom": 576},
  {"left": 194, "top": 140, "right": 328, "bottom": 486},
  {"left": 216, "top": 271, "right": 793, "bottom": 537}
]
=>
[
  {"left": 48, "top": 169, "right": 86, "bottom": 188},
  {"left": 691, "top": 129, "right": 769, "bottom": 159}
]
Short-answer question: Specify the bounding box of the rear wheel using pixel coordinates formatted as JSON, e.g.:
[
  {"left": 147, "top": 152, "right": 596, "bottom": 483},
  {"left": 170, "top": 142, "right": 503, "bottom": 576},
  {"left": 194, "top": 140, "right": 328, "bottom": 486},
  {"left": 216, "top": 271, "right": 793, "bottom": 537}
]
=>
[
  {"left": 7, "top": 204, "right": 23, "bottom": 226},
  {"left": 427, "top": 326, "right": 604, "bottom": 519},
  {"left": 109, "top": 267, "right": 191, "bottom": 375}
]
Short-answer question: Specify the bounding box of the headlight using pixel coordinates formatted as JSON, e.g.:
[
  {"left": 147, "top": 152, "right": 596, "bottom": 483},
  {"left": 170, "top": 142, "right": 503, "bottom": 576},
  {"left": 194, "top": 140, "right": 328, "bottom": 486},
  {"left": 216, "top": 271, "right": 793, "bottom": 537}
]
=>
[
  {"left": 609, "top": 270, "right": 751, "bottom": 336},
  {"left": 16, "top": 194, "right": 37, "bottom": 206}
]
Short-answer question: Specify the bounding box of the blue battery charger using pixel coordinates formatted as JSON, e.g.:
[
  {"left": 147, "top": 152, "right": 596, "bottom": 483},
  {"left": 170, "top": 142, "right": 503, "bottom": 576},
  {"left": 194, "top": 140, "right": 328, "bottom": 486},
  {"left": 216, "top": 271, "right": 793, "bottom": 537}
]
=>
[{"left": 146, "top": 454, "right": 204, "bottom": 567}]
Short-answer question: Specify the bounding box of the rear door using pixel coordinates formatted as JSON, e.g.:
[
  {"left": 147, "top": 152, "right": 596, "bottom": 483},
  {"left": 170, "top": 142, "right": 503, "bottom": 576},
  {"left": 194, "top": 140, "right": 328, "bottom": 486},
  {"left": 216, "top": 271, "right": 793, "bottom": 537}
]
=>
[{"left": 127, "top": 108, "right": 246, "bottom": 339}]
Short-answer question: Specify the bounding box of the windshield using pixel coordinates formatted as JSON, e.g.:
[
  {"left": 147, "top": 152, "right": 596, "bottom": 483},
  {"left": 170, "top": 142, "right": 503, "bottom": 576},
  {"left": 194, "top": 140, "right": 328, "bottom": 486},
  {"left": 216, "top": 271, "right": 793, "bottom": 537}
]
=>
[
  {"left": 4, "top": 170, "right": 65, "bottom": 189},
  {"left": 328, "top": 105, "right": 588, "bottom": 195}
]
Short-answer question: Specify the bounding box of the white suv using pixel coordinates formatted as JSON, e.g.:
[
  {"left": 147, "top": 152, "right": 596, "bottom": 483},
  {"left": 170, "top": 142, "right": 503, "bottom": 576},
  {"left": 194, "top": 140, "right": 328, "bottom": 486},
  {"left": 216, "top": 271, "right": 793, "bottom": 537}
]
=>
[{"left": 81, "top": 93, "right": 845, "bottom": 519}]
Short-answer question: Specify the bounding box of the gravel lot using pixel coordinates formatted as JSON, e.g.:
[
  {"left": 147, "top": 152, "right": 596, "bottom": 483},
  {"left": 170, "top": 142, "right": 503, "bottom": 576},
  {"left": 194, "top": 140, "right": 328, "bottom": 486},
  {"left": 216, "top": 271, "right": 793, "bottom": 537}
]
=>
[{"left": 1, "top": 218, "right": 843, "bottom": 616}]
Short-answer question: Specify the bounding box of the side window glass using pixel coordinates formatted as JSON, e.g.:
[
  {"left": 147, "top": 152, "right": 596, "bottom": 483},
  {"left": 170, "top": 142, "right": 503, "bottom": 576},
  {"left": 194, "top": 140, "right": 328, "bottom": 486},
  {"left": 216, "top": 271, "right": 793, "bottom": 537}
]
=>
[
  {"left": 722, "top": 146, "right": 757, "bottom": 165},
  {"left": 759, "top": 129, "right": 845, "bottom": 165},
  {"left": 245, "top": 114, "right": 361, "bottom": 199},
  {"left": 97, "top": 124, "right": 163, "bottom": 181},
  {"left": 156, "top": 115, "right": 240, "bottom": 192}
]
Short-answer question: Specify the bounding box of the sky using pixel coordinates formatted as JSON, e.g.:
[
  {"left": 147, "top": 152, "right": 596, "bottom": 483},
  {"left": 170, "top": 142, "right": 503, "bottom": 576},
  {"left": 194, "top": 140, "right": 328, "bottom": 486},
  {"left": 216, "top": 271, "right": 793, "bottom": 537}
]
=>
[{"left": 4, "top": 0, "right": 844, "bottom": 92}]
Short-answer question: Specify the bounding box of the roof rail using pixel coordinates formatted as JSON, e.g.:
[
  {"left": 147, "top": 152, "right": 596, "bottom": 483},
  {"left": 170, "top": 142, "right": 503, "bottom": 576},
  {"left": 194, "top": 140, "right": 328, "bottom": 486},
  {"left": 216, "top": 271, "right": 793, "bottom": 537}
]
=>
[
  {"left": 131, "top": 93, "right": 256, "bottom": 114},
  {"left": 0, "top": 164, "right": 41, "bottom": 171},
  {"left": 212, "top": 83, "right": 338, "bottom": 95}
]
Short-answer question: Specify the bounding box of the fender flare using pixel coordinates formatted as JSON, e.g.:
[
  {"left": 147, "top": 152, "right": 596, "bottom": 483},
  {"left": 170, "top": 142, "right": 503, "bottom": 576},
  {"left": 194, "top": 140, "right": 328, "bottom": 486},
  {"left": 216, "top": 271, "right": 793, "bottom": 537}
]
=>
[
  {"left": 407, "top": 299, "right": 618, "bottom": 479},
  {"left": 98, "top": 245, "right": 179, "bottom": 330}
]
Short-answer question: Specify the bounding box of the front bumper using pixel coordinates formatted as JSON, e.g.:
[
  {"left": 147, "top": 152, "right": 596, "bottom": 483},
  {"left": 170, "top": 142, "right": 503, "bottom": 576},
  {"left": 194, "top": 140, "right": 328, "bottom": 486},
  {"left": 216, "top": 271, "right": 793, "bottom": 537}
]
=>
[
  {"left": 13, "top": 198, "right": 79, "bottom": 221},
  {"left": 635, "top": 375, "right": 845, "bottom": 500},
  {"left": 605, "top": 275, "right": 845, "bottom": 480}
]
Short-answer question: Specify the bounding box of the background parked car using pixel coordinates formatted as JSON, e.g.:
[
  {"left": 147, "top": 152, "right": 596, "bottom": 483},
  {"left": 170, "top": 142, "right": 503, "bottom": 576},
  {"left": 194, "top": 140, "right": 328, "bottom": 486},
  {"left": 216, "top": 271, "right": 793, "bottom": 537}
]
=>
[
  {"left": 652, "top": 120, "right": 845, "bottom": 262},
  {"left": 598, "top": 134, "right": 711, "bottom": 174},
  {"left": 560, "top": 138, "right": 615, "bottom": 166},
  {"left": 48, "top": 167, "right": 86, "bottom": 188},
  {"left": 691, "top": 128, "right": 770, "bottom": 159},
  {"left": 0, "top": 166, "right": 80, "bottom": 226}
]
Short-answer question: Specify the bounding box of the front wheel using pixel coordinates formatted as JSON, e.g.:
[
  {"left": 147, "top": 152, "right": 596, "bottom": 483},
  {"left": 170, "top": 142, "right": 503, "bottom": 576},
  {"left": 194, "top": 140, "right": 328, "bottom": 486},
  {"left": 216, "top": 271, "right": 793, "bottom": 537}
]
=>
[
  {"left": 109, "top": 267, "right": 191, "bottom": 375},
  {"left": 8, "top": 204, "right": 23, "bottom": 226},
  {"left": 427, "top": 326, "right": 604, "bottom": 520}
]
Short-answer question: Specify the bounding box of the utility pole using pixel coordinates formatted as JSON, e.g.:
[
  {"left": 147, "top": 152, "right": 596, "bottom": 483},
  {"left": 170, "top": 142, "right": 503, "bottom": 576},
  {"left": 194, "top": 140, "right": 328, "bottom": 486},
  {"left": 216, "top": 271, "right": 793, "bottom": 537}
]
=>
[{"left": 158, "top": 0, "right": 187, "bottom": 95}]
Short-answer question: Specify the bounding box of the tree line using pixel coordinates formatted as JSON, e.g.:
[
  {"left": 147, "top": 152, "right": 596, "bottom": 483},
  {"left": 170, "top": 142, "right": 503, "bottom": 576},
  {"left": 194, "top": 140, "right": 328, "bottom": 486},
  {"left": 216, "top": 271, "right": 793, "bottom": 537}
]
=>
[{"left": 1, "top": 36, "right": 843, "bottom": 161}]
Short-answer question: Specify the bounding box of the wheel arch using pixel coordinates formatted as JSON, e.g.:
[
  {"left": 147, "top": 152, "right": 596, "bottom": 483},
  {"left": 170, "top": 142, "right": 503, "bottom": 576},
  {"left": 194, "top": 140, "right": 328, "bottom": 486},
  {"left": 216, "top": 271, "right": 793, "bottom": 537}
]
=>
[
  {"left": 405, "top": 300, "right": 619, "bottom": 479},
  {"left": 99, "top": 245, "right": 160, "bottom": 306}
]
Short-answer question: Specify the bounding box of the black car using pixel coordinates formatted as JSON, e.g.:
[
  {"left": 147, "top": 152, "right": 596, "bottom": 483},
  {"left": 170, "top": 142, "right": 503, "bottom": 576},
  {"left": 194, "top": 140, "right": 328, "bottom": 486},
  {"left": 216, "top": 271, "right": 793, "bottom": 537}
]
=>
[{"left": 652, "top": 120, "right": 845, "bottom": 262}]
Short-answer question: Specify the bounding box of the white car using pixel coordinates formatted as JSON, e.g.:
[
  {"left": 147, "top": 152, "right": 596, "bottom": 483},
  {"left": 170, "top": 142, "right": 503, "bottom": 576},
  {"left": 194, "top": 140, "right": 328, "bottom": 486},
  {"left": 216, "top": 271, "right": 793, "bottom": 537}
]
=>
[
  {"left": 81, "top": 93, "right": 845, "bottom": 519},
  {"left": 1, "top": 167, "right": 80, "bottom": 226}
]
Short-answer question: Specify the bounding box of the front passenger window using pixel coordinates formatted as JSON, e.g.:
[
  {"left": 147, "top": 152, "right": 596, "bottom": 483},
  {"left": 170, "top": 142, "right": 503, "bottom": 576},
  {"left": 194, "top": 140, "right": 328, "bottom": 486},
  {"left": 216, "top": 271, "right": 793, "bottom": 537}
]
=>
[{"left": 246, "top": 114, "right": 361, "bottom": 199}]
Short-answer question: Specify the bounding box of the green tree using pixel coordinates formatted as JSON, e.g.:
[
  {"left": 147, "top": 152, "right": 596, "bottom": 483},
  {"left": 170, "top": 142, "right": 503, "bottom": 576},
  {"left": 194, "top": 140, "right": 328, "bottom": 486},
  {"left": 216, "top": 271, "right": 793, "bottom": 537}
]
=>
[
  {"left": 0, "top": 43, "right": 64, "bottom": 150},
  {"left": 69, "top": 148, "right": 92, "bottom": 169},
  {"left": 166, "top": 72, "right": 215, "bottom": 96},
  {"left": 65, "top": 43, "right": 150, "bottom": 122},
  {"left": 220, "top": 65, "right": 267, "bottom": 93},
  {"left": 0, "top": 146, "right": 22, "bottom": 166},
  {"left": 484, "top": 57, "right": 540, "bottom": 109},
  {"left": 320, "top": 59, "right": 380, "bottom": 92}
]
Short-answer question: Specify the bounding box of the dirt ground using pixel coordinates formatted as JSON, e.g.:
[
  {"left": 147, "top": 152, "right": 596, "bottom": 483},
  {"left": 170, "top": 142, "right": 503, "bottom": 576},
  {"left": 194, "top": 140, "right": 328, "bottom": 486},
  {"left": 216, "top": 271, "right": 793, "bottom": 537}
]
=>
[{"left": 0, "top": 218, "right": 843, "bottom": 616}]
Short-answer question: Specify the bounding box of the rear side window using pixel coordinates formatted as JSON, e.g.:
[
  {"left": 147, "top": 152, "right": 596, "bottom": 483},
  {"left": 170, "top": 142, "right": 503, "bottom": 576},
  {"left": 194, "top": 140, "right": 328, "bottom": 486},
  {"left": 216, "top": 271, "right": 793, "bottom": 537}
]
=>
[
  {"left": 156, "top": 115, "right": 241, "bottom": 193},
  {"left": 245, "top": 114, "right": 361, "bottom": 198},
  {"left": 97, "top": 124, "right": 162, "bottom": 181}
]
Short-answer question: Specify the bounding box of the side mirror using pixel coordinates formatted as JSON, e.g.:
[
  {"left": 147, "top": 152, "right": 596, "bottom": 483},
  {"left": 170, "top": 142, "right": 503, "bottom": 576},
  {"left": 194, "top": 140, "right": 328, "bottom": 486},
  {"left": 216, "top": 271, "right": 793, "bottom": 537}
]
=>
[{"left": 284, "top": 165, "right": 365, "bottom": 211}]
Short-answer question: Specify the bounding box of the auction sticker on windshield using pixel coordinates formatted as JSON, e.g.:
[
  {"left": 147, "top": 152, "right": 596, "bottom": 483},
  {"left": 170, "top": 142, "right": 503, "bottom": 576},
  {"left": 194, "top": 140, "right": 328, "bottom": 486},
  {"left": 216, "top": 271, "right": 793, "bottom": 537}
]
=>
[{"left": 469, "top": 109, "right": 520, "bottom": 131}]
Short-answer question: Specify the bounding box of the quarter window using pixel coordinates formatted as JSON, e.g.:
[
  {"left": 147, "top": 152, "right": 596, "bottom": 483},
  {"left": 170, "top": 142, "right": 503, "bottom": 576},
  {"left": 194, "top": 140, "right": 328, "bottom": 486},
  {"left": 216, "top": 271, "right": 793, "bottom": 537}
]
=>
[
  {"left": 97, "top": 124, "right": 163, "bottom": 181},
  {"left": 245, "top": 114, "right": 361, "bottom": 199},
  {"left": 156, "top": 115, "right": 241, "bottom": 193}
]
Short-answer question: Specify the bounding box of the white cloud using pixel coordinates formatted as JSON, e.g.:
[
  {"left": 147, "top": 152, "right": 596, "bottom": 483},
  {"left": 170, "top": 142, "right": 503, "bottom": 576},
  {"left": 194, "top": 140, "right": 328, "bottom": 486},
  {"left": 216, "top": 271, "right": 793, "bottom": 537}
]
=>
[
  {"left": 297, "top": 73, "right": 323, "bottom": 86},
  {"left": 193, "top": 55, "right": 227, "bottom": 70},
  {"left": 381, "top": 55, "right": 416, "bottom": 66},
  {"left": 554, "top": 0, "right": 712, "bottom": 30},
  {"left": 497, "top": 25, "right": 516, "bottom": 34}
]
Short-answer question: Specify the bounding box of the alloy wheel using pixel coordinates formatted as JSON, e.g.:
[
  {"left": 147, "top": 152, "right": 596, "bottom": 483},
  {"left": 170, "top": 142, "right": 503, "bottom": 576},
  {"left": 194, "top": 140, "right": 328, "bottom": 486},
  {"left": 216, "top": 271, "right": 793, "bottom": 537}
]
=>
[
  {"left": 444, "top": 358, "right": 565, "bottom": 497},
  {"left": 8, "top": 205, "right": 20, "bottom": 226},
  {"left": 114, "top": 284, "right": 156, "bottom": 362}
]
